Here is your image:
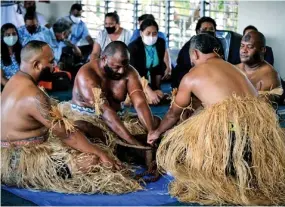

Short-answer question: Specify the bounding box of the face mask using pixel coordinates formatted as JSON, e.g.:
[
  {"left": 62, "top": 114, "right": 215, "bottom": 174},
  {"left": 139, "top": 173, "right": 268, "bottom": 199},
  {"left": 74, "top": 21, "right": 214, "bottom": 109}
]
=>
[
  {"left": 142, "top": 35, "right": 158, "bottom": 46},
  {"left": 26, "top": 25, "right": 37, "bottom": 34},
  {"left": 105, "top": 26, "right": 116, "bottom": 34},
  {"left": 39, "top": 66, "right": 54, "bottom": 81},
  {"left": 3, "top": 36, "right": 18, "bottom": 46},
  {"left": 200, "top": 30, "right": 216, "bottom": 37},
  {"left": 70, "top": 15, "right": 81, "bottom": 24},
  {"left": 104, "top": 64, "right": 122, "bottom": 80}
]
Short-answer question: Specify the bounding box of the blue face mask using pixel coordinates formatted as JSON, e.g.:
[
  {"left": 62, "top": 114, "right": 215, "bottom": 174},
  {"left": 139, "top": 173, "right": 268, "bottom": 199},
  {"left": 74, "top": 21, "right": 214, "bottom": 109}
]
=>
[{"left": 3, "top": 35, "right": 18, "bottom": 46}]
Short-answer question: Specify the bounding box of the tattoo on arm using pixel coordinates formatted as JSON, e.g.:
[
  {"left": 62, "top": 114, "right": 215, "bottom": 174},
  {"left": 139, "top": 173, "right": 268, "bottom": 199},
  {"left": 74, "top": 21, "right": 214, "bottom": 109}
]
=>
[{"left": 34, "top": 91, "right": 52, "bottom": 121}]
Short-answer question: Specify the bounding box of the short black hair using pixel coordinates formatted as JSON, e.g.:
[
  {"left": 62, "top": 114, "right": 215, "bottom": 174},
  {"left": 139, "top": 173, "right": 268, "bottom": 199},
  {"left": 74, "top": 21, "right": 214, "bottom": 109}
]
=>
[
  {"left": 21, "top": 40, "right": 49, "bottom": 62},
  {"left": 105, "top": 11, "right": 120, "bottom": 24},
  {"left": 243, "top": 25, "right": 258, "bottom": 35},
  {"left": 138, "top": 14, "right": 155, "bottom": 22},
  {"left": 190, "top": 33, "right": 222, "bottom": 56},
  {"left": 140, "top": 19, "right": 159, "bottom": 32},
  {"left": 52, "top": 18, "right": 72, "bottom": 33},
  {"left": 24, "top": 10, "right": 37, "bottom": 22},
  {"left": 70, "top": 3, "right": 82, "bottom": 12},
  {"left": 195, "top": 17, "right": 217, "bottom": 34},
  {"left": 102, "top": 41, "right": 129, "bottom": 58}
]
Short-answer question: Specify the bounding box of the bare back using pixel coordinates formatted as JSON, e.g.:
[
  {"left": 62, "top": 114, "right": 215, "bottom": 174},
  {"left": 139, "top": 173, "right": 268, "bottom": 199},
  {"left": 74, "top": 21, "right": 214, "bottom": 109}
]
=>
[
  {"left": 236, "top": 61, "right": 281, "bottom": 91},
  {"left": 181, "top": 58, "right": 257, "bottom": 107},
  {"left": 1, "top": 74, "right": 49, "bottom": 141}
]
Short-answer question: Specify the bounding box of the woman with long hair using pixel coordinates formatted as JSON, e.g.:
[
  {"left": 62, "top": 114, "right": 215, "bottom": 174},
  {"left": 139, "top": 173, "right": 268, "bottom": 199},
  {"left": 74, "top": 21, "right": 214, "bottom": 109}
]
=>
[{"left": 1, "top": 23, "right": 22, "bottom": 87}]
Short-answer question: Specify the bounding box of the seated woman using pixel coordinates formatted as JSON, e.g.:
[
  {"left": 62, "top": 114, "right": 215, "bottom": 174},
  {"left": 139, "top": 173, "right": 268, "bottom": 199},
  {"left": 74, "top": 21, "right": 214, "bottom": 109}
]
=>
[
  {"left": 1, "top": 23, "right": 22, "bottom": 88},
  {"left": 128, "top": 19, "right": 166, "bottom": 93},
  {"left": 90, "top": 11, "right": 131, "bottom": 60}
]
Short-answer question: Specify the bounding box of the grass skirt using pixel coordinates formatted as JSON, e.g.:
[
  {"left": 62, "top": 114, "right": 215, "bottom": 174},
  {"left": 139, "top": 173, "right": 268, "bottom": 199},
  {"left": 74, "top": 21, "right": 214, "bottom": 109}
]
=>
[
  {"left": 157, "top": 95, "right": 285, "bottom": 205},
  {"left": 58, "top": 102, "right": 147, "bottom": 147},
  {"left": 1, "top": 135, "right": 142, "bottom": 194}
]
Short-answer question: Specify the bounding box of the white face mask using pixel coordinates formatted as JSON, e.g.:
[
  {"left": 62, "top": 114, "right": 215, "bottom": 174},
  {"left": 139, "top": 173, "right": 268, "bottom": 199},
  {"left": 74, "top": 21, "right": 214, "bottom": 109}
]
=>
[
  {"left": 142, "top": 35, "right": 158, "bottom": 46},
  {"left": 3, "top": 35, "right": 18, "bottom": 46},
  {"left": 70, "top": 15, "right": 81, "bottom": 24}
]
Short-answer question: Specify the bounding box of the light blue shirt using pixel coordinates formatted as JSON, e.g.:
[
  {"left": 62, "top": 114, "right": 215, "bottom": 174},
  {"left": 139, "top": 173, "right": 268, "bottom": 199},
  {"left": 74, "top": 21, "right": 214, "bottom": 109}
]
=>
[
  {"left": 17, "top": 25, "right": 49, "bottom": 46},
  {"left": 31, "top": 28, "right": 67, "bottom": 63},
  {"left": 130, "top": 29, "right": 169, "bottom": 48},
  {"left": 0, "top": 54, "right": 20, "bottom": 79},
  {"left": 64, "top": 16, "right": 90, "bottom": 45}
]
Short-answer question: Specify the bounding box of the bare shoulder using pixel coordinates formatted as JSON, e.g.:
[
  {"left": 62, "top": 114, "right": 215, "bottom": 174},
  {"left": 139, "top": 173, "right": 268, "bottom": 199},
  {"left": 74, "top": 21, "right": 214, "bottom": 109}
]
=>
[
  {"left": 181, "top": 67, "right": 198, "bottom": 86},
  {"left": 77, "top": 62, "right": 101, "bottom": 87},
  {"left": 235, "top": 63, "right": 243, "bottom": 69},
  {"left": 22, "top": 86, "right": 52, "bottom": 120},
  {"left": 262, "top": 62, "right": 278, "bottom": 75},
  {"left": 127, "top": 65, "right": 140, "bottom": 79}
]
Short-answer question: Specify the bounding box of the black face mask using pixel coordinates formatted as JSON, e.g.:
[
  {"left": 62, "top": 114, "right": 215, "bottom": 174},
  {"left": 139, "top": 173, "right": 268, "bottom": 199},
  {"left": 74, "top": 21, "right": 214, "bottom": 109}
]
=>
[
  {"left": 105, "top": 26, "right": 116, "bottom": 34},
  {"left": 39, "top": 66, "right": 54, "bottom": 81},
  {"left": 200, "top": 30, "right": 216, "bottom": 37},
  {"left": 104, "top": 64, "right": 123, "bottom": 80},
  {"left": 26, "top": 25, "right": 37, "bottom": 34}
]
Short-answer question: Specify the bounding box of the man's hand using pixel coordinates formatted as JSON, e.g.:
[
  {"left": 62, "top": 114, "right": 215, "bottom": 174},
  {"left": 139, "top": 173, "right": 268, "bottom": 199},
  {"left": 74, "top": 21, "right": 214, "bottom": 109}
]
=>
[
  {"left": 64, "top": 39, "right": 74, "bottom": 47},
  {"left": 64, "top": 40, "right": 82, "bottom": 57},
  {"left": 162, "top": 68, "right": 171, "bottom": 80},
  {"left": 99, "top": 152, "right": 122, "bottom": 170},
  {"left": 148, "top": 90, "right": 162, "bottom": 105},
  {"left": 147, "top": 130, "right": 161, "bottom": 145}
]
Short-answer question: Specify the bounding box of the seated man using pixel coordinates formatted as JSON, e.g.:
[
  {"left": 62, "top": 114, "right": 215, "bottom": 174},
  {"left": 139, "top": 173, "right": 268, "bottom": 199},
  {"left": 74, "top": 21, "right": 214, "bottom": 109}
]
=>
[
  {"left": 243, "top": 25, "right": 274, "bottom": 66},
  {"left": 148, "top": 34, "right": 285, "bottom": 205},
  {"left": 20, "top": 1, "right": 48, "bottom": 27},
  {"left": 18, "top": 10, "right": 48, "bottom": 46},
  {"left": 236, "top": 31, "right": 282, "bottom": 97},
  {"left": 64, "top": 3, "right": 94, "bottom": 46},
  {"left": 171, "top": 16, "right": 224, "bottom": 88},
  {"left": 60, "top": 41, "right": 159, "bottom": 149},
  {"left": 1, "top": 41, "right": 141, "bottom": 194},
  {"left": 32, "top": 18, "right": 82, "bottom": 66}
]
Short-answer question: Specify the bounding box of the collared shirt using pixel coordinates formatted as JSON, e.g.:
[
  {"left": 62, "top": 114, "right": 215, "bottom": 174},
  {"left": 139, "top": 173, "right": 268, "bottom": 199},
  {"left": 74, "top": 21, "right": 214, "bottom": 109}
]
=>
[
  {"left": 17, "top": 25, "right": 49, "bottom": 46},
  {"left": 31, "top": 28, "right": 66, "bottom": 63},
  {"left": 130, "top": 29, "right": 169, "bottom": 48},
  {"left": 0, "top": 54, "right": 20, "bottom": 79},
  {"left": 64, "top": 16, "right": 90, "bottom": 45}
]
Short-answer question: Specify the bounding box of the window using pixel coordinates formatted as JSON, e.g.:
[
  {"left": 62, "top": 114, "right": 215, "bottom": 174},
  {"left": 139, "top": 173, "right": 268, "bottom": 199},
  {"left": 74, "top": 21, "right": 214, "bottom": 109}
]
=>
[{"left": 81, "top": 0, "right": 238, "bottom": 49}]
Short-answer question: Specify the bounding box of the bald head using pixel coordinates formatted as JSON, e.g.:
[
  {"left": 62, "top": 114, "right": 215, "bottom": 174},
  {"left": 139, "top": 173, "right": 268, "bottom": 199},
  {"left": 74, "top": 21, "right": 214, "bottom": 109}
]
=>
[
  {"left": 21, "top": 40, "right": 50, "bottom": 62},
  {"left": 102, "top": 41, "right": 129, "bottom": 59},
  {"left": 242, "top": 31, "right": 266, "bottom": 48},
  {"left": 240, "top": 31, "right": 266, "bottom": 65},
  {"left": 20, "top": 40, "right": 55, "bottom": 82}
]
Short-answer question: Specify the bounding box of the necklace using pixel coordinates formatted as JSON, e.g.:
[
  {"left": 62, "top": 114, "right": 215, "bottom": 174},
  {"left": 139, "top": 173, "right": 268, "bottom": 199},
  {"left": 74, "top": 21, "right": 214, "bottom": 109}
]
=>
[{"left": 19, "top": 70, "right": 37, "bottom": 85}]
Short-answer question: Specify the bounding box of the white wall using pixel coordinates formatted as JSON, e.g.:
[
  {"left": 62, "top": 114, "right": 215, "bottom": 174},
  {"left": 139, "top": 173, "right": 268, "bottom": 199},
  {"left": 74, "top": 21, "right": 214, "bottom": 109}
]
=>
[
  {"left": 237, "top": 1, "right": 285, "bottom": 79},
  {"left": 36, "top": 1, "right": 76, "bottom": 24}
]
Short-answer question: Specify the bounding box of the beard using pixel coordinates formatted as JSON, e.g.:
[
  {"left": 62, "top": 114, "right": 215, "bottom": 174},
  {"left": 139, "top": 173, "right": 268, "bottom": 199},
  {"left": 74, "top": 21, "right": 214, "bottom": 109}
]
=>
[
  {"left": 38, "top": 67, "right": 54, "bottom": 81},
  {"left": 104, "top": 65, "right": 123, "bottom": 80}
]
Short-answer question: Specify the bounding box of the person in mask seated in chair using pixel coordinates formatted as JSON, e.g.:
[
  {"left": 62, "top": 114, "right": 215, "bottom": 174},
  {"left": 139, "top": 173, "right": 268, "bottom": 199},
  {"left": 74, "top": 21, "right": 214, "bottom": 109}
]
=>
[{"left": 128, "top": 19, "right": 168, "bottom": 104}]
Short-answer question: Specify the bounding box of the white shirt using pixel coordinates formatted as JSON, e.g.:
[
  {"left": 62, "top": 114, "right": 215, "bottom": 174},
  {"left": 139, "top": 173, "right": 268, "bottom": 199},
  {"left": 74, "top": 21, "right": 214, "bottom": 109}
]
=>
[{"left": 96, "top": 28, "right": 132, "bottom": 51}]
